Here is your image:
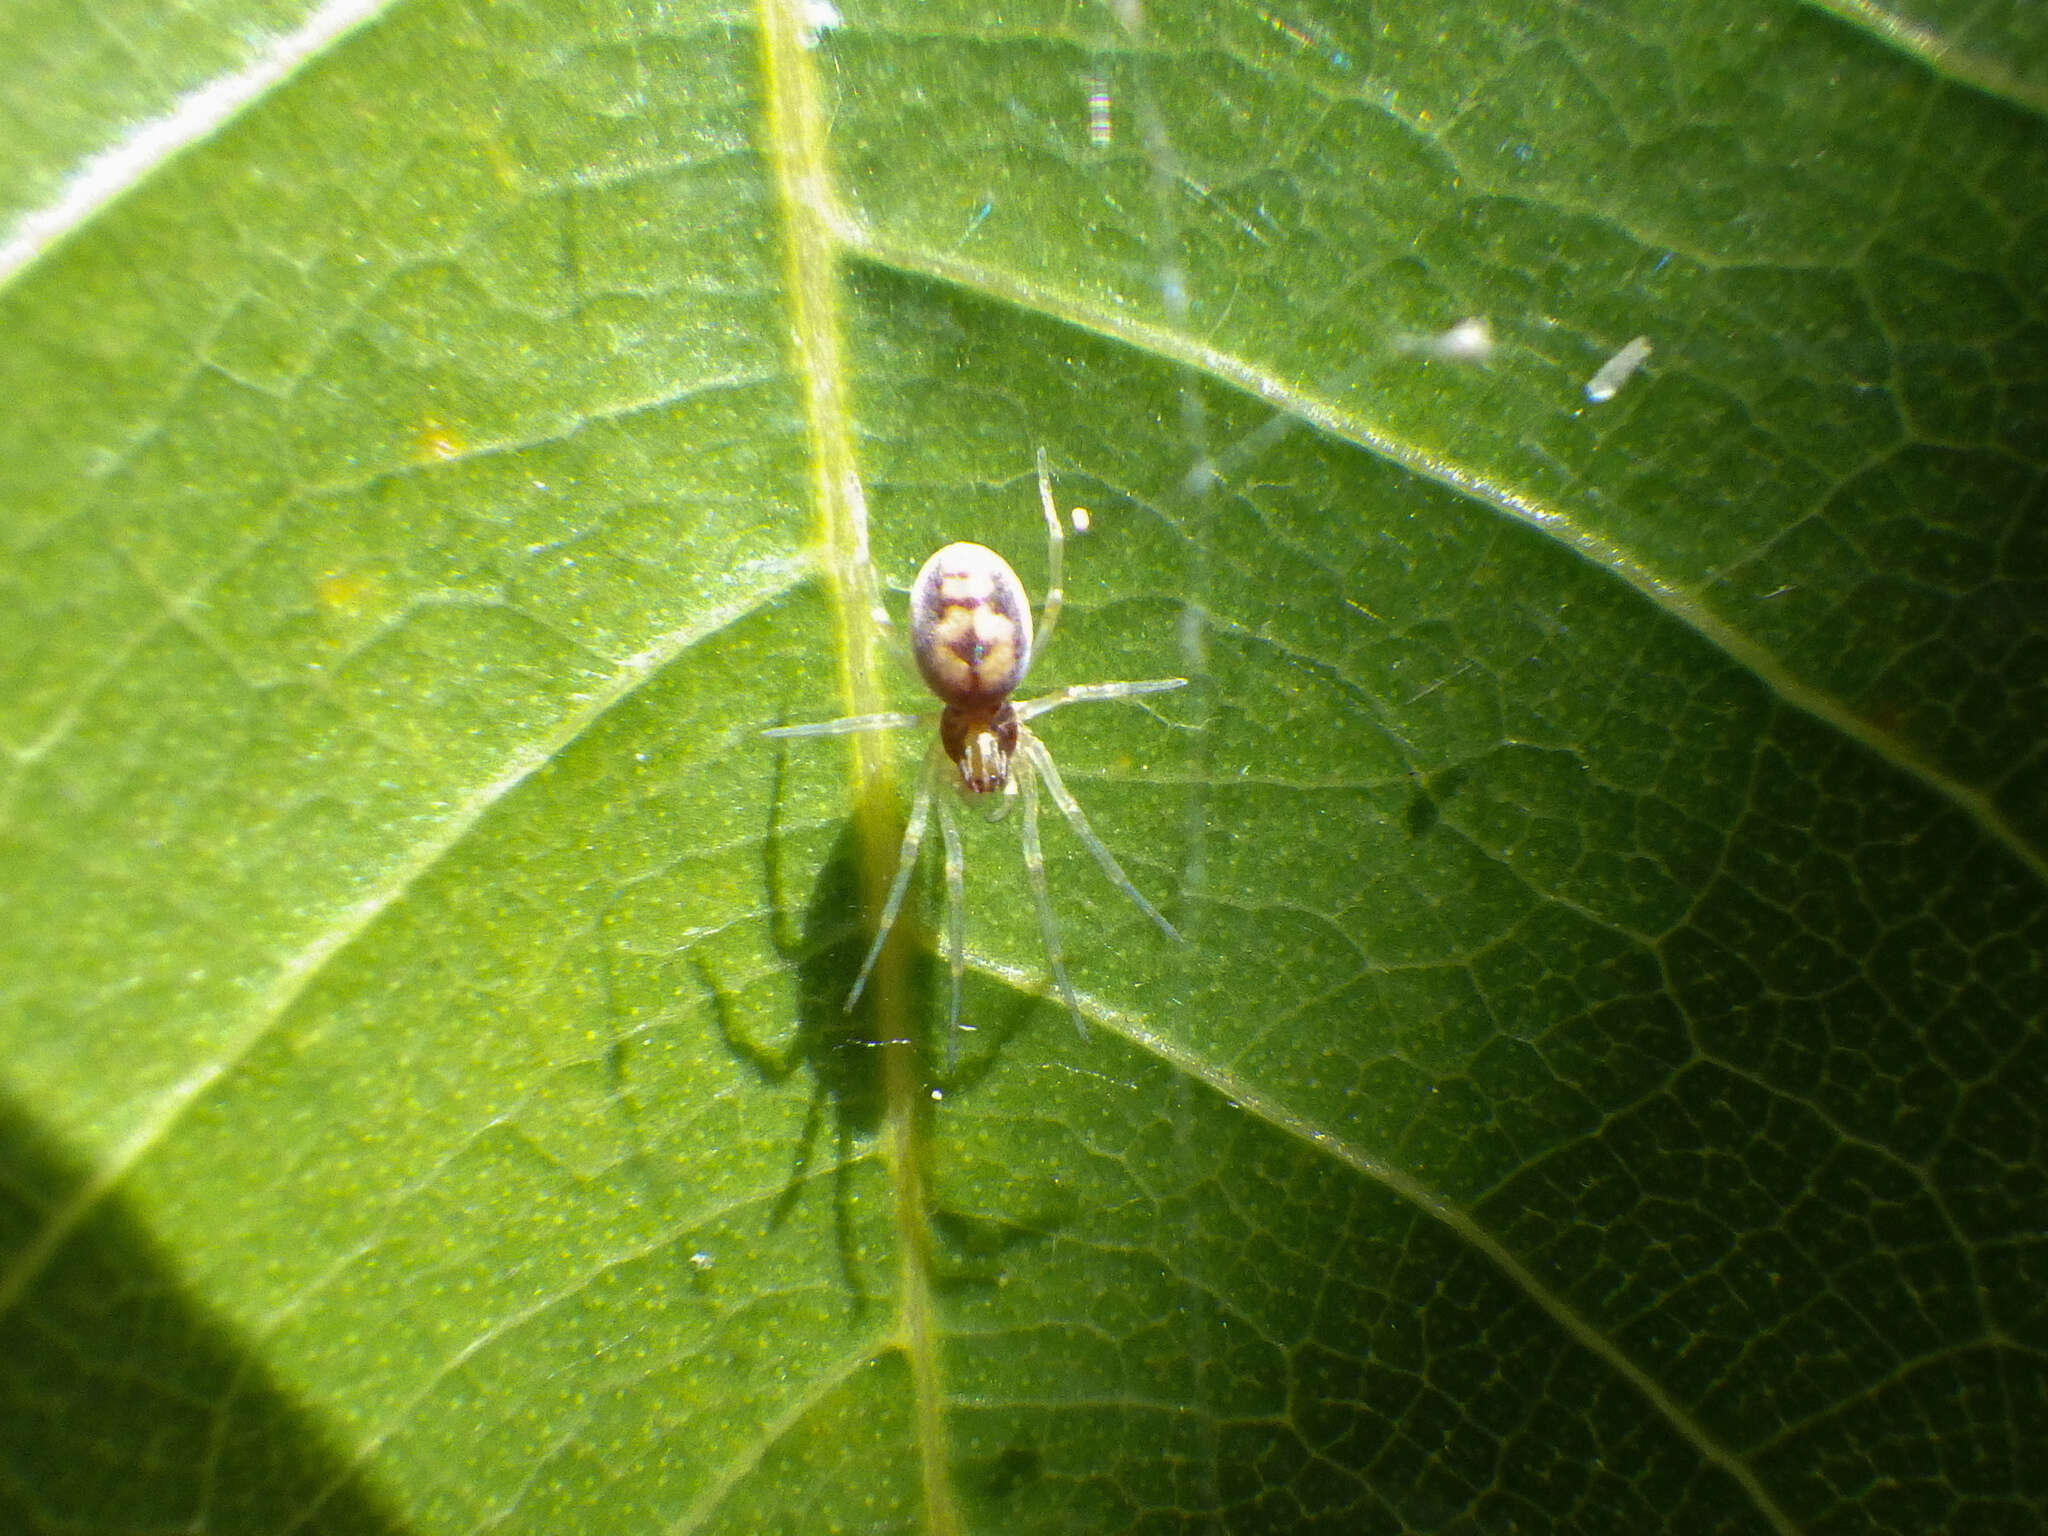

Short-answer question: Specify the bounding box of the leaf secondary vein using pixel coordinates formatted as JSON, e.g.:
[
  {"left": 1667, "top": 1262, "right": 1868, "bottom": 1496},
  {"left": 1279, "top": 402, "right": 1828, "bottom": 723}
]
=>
[
  {"left": 837, "top": 220, "right": 2048, "bottom": 892},
  {"left": 1090, "top": 978, "right": 1806, "bottom": 1536},
  {"left": 0, "top": 573, "right": 807, "bottom": 1323},
  {"left": 0, "top": 0, "right": 397, "bottom": 288}
]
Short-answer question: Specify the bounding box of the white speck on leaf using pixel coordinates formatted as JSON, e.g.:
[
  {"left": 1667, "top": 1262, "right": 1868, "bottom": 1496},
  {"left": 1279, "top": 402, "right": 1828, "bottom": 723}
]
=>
[
  {"left": 797, "top": 0, "right": 841, "bottom": 46},
  {"left": 1394, "top": 317, "right": 1494, "bottom": 362},
  {"left": 1585, "top": 335, "right": 1652, "bottom": 402}
]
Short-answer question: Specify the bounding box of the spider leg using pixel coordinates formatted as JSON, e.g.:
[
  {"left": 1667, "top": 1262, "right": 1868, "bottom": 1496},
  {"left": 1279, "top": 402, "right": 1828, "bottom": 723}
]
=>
[
  {"left": 762, "top": 711, "right": 925, "bottom": 740},
  {"left": 1028, "top": 445, "right": 1066, "bottom": 668},
  {"left": 1018, "top": 753, "right": 1086, "bottom": 1039},
  {"left": 844, "top": 747, "right": 936, "bottom": 1013},
  {"left": 844, "top": 466, "right": 897, "bottom": 651},
  {"left": 1014, "top": 677, "right": 1185, "bottom": 723},
  {"left": 829, "top": 463, "right": 923, "bottom": 685},
  {"left": 937, "top": 784, "right": 966, "bottom": 1068},
  {"left": 1018, "top": 731, "right": 1181, "bottom": 942}
]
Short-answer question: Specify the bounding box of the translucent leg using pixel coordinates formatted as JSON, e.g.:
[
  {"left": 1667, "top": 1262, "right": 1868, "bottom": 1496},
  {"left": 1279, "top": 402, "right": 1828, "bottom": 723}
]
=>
[
  {"left": 839, "top": 462, "right": 928, "bottom": 686},
  {"left": 1014, "top": 677, "right": 1185, "bottom": 723},
  {"left": 762, "top": 711, "right": 925, "bottom": 740},
  {"left": 845, "top": 752, "right": 934, "bottom": 1013},
  {"left": 937, "top": 787, "right": 966, "bottom": 1068},
  {"left": 844, "top": 466, "right": 896, "bottom": 649},
  {"left": 1019, "top": 756, "right": 1086, "bottom": 1040},
  {"left": 762, "top": 473, "right": 932, "bottom": 735},
  {"left": 1030, "top": 446, "right": 1067, "bottom": 664},
  {"left": 1018, "top": 731, "right": 1181, "bottom": 942}
]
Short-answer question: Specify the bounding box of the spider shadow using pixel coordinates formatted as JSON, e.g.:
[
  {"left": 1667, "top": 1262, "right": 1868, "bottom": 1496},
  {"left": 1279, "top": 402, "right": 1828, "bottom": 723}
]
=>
[
  {"left": 702, "top": 747, "right": 941, "bottom": 1309},
  {"left": 1403, "top": 762, "right": 1469, "bottom": 838}
]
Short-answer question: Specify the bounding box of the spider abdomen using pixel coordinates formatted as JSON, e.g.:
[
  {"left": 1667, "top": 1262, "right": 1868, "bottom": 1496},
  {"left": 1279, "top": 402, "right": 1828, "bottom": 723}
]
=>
[{"left": 909, "top": 542, "right": 1034, "bottom": 707}]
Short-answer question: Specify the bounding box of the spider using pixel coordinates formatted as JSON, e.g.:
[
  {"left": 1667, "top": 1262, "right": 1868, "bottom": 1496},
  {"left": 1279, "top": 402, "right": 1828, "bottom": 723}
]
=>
[{"left": 765, "top": 449, "right": 1185, "bottom": 1066}]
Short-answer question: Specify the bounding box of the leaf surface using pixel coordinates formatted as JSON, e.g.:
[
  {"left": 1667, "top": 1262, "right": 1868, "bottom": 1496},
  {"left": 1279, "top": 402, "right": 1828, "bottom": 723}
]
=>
[{"left": 2, "top": 1, "right": 2043, "bottom": 1532}]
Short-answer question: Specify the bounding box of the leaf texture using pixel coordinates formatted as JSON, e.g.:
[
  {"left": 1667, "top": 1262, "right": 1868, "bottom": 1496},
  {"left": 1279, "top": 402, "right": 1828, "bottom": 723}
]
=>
[{"left": 1, "top": 1, "right": 2043, "bottom": 1532}]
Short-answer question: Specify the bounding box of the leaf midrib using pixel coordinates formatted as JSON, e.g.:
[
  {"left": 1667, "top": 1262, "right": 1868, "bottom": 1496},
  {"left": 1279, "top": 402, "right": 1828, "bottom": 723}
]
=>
[{"left": 757, "top": 0, "right": 959, "bottom": 1529}]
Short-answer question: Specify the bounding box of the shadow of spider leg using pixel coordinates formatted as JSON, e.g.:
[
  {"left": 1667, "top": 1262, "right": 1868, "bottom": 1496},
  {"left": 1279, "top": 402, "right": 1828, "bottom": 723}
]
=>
[{"left": 712, "top": 745, "right": 937, "bottom": 1308}]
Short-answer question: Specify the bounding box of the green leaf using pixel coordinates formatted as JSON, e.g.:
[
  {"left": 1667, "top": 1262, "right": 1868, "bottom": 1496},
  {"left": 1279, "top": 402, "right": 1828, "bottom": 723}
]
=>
[{"left": 3, "top": 0, "right": 2044, "bottom": 1532}]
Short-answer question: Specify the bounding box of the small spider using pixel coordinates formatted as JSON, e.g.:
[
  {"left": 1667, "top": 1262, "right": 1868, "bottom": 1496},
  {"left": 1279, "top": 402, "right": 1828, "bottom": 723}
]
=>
[{"left": 765, "top": 449, "right": 1185, "bottom": 1065}]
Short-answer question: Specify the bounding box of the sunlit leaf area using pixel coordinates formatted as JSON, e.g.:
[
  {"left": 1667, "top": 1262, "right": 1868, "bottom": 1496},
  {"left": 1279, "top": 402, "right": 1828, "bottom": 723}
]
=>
[{"left": 2, "top": 0, "right": 2042, "bottom": 1531}]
